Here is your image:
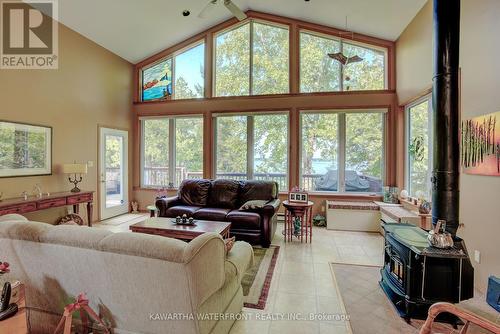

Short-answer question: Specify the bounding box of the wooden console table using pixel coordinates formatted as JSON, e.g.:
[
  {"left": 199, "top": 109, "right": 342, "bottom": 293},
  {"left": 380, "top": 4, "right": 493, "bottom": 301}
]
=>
[{"left": 0, "top": 191, "right": 94, "bottom": 226}]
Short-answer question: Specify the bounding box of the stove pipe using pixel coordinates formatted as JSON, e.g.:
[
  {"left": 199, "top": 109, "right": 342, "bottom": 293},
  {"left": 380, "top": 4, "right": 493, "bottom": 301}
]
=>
[{"left": 431, "top": 0, "right": 461, "bottom": 236}]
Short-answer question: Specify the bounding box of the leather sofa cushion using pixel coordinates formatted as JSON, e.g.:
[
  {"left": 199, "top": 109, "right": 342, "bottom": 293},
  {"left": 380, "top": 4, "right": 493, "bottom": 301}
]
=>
[
  {"left": 165, "top": 205, "right": 202, "bottom": 217},
  {"left": 239, "top": 180, "right": 278, "bottom": 205},
  {"left": 226, "top": 210, "right": 261, "bottom": 230},
  {"left": 178, "top": 179, "right": 212, "bottom": 206},
  {"left": 207, "top": 179, "right": 240, "bottom": 209},
  {"left": 193, "top": 208, "right": 231, "bottom": 221}
]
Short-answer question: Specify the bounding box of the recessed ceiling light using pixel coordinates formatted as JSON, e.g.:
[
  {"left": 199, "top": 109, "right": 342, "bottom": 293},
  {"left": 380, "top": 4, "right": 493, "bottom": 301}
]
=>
[{"left": 182, "top": 10, "right": 191, "bottom": 17}]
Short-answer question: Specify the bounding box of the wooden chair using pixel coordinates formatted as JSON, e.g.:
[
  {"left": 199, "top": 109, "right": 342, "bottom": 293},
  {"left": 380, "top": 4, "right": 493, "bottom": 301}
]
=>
[{"left": 420, "top": 302, "right": 500, "bottom": 334}]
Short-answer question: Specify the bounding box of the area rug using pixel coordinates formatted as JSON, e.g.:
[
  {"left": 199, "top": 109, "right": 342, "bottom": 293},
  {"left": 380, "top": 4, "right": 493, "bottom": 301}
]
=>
[
  {"left": 99, "top": 213, "right": 148, "bottom": 226},
  {"left": 242, "top": 245, "right": 279, "bottom": 310},
  {"left": 329, "top": 263, "right": 491, "bottom": 334}
]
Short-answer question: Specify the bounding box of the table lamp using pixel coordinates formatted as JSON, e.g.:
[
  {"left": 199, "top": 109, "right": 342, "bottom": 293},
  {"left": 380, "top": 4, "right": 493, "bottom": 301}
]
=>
[{"left": 62, "top": 163, "right": 88, "bottom": 193}]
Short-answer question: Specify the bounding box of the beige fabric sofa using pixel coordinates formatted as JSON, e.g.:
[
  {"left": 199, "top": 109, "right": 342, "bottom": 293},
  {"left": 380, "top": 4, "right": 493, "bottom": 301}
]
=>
[{"left": 0, "top": 215, "right": 253, "bottom": 334}]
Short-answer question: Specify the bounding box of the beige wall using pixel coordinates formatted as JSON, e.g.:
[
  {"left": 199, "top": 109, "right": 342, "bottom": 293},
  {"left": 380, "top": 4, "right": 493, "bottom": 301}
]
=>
[
  {"left": 396, "top": 0, "right": 500, "bottom": 291},
  {"left": 0, "top": 23, "right": 133, "bottom": 223}
]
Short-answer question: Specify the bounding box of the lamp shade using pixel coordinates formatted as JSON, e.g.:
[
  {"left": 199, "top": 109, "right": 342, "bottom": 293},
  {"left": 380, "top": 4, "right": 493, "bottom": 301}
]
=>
[{"left": 62, "top": 163, "right": 88, "bottom": 174}]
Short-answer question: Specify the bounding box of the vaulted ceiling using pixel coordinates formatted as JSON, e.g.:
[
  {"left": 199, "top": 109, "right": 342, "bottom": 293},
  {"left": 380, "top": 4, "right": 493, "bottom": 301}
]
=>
[{"left": 34, "top": 0, "right": 426, "bottom": 64}]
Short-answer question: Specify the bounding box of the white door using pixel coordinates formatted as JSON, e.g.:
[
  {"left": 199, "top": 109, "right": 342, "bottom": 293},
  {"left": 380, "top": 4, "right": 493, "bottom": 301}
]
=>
[{"left": 99, "top": 127, "right": 129, "bottom": 220}]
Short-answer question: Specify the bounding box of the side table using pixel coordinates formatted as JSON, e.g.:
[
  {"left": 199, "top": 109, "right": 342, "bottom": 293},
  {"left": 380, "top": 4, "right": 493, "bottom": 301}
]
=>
[{"left": 283, "top": 200, "right": 314, "bottom": 243}]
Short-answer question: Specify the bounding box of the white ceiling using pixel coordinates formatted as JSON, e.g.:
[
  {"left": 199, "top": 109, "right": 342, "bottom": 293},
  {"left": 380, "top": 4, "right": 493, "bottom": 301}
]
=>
[{"left": 34, "top": 0, "right": 427, "bottom": 64}]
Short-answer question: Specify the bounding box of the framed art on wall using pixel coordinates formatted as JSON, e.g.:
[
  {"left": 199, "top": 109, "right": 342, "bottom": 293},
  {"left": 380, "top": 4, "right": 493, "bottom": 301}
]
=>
[
  {"left": 461, "top": 111, "right": 500, "bottom": 176},
  {"left": 0, "top": 121, "right": 52, "bottom": 177}
]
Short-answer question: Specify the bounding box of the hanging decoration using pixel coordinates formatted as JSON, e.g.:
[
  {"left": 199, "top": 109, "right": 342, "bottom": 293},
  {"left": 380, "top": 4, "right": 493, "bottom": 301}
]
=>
[{"left": 328, "top": 16, "right": 363, "bottom": 66}]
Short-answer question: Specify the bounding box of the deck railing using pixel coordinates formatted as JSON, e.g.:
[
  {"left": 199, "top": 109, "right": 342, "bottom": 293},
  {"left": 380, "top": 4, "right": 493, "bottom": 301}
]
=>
[{"left": 140, "top": 167, "right": 327, "bottom": 191}]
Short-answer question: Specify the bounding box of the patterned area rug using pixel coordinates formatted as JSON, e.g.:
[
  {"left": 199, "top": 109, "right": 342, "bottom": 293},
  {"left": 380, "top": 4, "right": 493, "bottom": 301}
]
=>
[
  {"left": 242, "top": 245, "right": 279, "bottom": 310},
  {"left": 330, "top": 263, "right": 492, "bottom": 334}
]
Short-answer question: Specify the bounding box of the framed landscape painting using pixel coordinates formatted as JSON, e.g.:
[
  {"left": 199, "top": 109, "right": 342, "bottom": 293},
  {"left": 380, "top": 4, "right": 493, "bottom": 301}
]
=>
[
  {"left": 0, "top": 121, "right": 52, "bottom": 177},
  {"left": 461, "top": 111, "right": 500, "bottom": 176}
]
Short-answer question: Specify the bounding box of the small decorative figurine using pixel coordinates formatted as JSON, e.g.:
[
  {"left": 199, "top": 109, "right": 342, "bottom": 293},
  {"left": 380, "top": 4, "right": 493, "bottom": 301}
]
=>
[
  {"left": 400, "top": 189, "right": 408, "bottom": 200},
  {"left": 131, "top": 201, "right": 139, "bottom": 213},
  {"left": 21, "top": 191, "right": 28, "bottom": 200},
  {"left": 293, "top": 216, "right": 301, "bottom": 237},
  {"left": 419, "top": 200, "right": 431, "bottom": 214},
  {"left": 182, "top": 214, "right": 188, "bottom": 224},
  {"left": 175, "top": 216, "right": 181, "bottom": 224},
  {"left": 33, "top": 184, "right": 42, "bottom": 198}
]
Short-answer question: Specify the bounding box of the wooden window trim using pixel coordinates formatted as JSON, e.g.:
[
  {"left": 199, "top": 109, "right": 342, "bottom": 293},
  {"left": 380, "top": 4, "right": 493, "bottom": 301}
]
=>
[{"left": 134, "top": 10, "right": 395, "bottom": 103}]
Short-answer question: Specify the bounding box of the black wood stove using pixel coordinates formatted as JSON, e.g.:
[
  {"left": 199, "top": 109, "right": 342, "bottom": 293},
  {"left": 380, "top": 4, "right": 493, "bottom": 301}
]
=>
[
  {"left": 380, "top": 0, "right": 474, "bottom": 323},
  {"left": 380, "top": 222, "right": 474, "bottom": 321}
]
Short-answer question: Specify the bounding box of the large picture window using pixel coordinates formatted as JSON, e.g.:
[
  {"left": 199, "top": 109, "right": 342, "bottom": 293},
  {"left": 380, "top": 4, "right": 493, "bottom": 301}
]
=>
[
  {"left": 215, "top": 113, "right": 289, "bottom": 190},
  {"left": 406, "top": 95, "right": 433, "bottom": 200},
  {"left": 141, "top": 116, "right": 203, "bottom": 188},
  {"left": 141, "top": 42, "right": 205, "bottom": 101},
  {"left": 300, "top": 30, "right": 386, "bottom": 93},
  {"left": 214, "top": 21, "right": 289, "bottom": 97},
  {"left": 300, "top": 110, "right": 385, "bottom": 193}
]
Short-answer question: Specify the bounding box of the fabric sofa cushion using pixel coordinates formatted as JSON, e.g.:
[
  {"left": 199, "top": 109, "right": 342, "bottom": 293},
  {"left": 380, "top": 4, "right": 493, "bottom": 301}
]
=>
[
  {"left": 226, "top": 210, "right": 261, "bottom": 230},
  {"left": 207, "top": 179, "right": 240, "bottom": 209},
  {"left": 178, "top": 179, "right": 212, "bottom": 206},
  {"left": 239, "top": 180, "right": 278, "bottom": 205},
  {"left": 166, "top": 205, "right": 202, "bottom": 217},
  {"left": 193, "top": 208, "right": 231, "bottom": 221}
]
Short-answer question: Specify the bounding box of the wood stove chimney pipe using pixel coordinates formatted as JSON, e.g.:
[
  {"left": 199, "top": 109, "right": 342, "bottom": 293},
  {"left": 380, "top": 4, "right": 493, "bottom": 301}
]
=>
[{"left": 431, "top": 0, "right": 461, "bottom": 236}]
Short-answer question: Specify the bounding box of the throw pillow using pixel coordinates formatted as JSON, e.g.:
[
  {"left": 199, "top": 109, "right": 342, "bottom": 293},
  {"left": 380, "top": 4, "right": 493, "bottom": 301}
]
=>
[
  {"left": 224, "top": 237, "right": 236, "bottom": 254},
  {"left": 239, "top": 200, "right": 268, "bottom": 211}
]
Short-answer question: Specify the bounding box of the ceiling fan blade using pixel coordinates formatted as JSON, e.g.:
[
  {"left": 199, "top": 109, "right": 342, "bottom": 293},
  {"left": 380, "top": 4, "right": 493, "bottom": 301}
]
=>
[
  {"left": 224, "top": 0, "right": 247, "bottom": 21},
  {"left": 198, "top": 0, "right": 218, "bottom": 19}
]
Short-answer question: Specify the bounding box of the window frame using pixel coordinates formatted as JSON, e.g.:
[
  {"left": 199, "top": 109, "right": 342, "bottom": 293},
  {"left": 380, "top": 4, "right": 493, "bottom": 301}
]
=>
[
  {"left": 404, "top": 94, "right": 433, "bottom": 200},
  {"left": 212, "top": 111, "right": 290, "bottom": 190},
  {"left": 298, "top": 29, "right": 388, "bottom": 93},
  {"left": 213, "top": 19, "right": 291, "bottom": 97},
  {"left": 140, "top": 115, "right": 204, "bottom": 188},
  {"left": 299, "top": 109, "right": 386, "bottom": 194},
  {"left": 140, "top": 40, "right": 205, "bottom": 102}
]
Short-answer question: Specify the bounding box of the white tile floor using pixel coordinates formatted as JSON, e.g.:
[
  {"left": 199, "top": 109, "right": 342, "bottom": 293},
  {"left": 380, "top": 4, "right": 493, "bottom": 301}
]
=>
[{"left": 228, "top": 225, "right": 384, "bottom": 334}]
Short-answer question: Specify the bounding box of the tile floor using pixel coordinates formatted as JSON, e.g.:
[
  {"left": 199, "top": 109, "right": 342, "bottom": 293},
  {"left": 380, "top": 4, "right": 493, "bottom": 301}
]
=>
[{"left": 229, "top": 225, "right": 384, "bottom": 334}]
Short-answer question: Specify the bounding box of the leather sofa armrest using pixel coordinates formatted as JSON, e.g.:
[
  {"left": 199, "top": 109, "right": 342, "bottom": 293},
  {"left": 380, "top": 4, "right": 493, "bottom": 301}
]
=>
[
  {"left": 226, "top": 241, "right": 254, "bottom": 282},
  {"left": 262, "top": 198, "right": 281, "bottom": 216},
  {"left": 155, "top": 196, "right": 181, "bottom": 217}
]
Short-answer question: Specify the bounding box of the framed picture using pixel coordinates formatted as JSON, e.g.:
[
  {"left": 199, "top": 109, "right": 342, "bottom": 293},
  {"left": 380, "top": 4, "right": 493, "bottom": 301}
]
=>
[
  {"left": 461, "top": 111, "right": 500, "bottom": 176},
  {"left": 0, "top": 121, "right": 52, "bottom": 177},
  {"left": 288, "top": 191, "right": 308, "bottom": 203}
]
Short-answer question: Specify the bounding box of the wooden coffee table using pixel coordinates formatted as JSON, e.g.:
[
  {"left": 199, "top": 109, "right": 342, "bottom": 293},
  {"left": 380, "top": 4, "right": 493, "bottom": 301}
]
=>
[{"left": 129, "top": 217, "right": 231, "bottom": 241}]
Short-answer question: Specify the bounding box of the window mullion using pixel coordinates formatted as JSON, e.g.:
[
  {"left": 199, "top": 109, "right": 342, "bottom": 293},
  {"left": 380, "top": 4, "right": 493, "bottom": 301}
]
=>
[
  {"left": 169, "top": 118, "right": 176, "bottom": 187},
  {"left": 338, "top": 113, "right": 346, "bottom": 192},
  {"left": 247, "top": 116, "right": 255, "bottom": 180},
  {"left": 339, "top": 40, "right": 344, "bottom": 91},
  {"left": 249, "top": 20, "right": 254, "bottom": 96}
]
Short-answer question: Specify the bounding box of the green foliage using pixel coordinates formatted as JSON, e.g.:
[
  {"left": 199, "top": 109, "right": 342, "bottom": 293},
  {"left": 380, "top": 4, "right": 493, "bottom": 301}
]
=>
[
  {"left": 0, "top": 125, "right": 47, "bottom": 169},
  {"left": 345, "top": 113, "right": 383, "bottom": 178},
  {"left": 408, "top": 100, "right": 431, "bottom": 198},
  {"left": 300, "top": 33, "right": 341, "bottom": 92}
]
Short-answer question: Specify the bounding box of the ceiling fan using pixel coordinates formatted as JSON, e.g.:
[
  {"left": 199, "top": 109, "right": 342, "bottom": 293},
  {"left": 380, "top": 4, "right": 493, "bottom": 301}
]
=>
[{"left": 198, "top": 0, "right": 247, "bottom": 21}]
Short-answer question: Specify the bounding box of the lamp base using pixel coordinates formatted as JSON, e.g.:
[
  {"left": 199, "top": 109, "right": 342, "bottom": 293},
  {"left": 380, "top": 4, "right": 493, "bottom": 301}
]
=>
[{"left": 68, "top": 174, "right": 83, "bottom": 193}]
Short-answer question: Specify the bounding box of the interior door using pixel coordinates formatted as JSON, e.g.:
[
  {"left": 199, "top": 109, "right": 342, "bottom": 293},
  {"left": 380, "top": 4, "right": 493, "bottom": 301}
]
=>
[{"left": 99, "top": 127, "right": 129, "bottom": 220}]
